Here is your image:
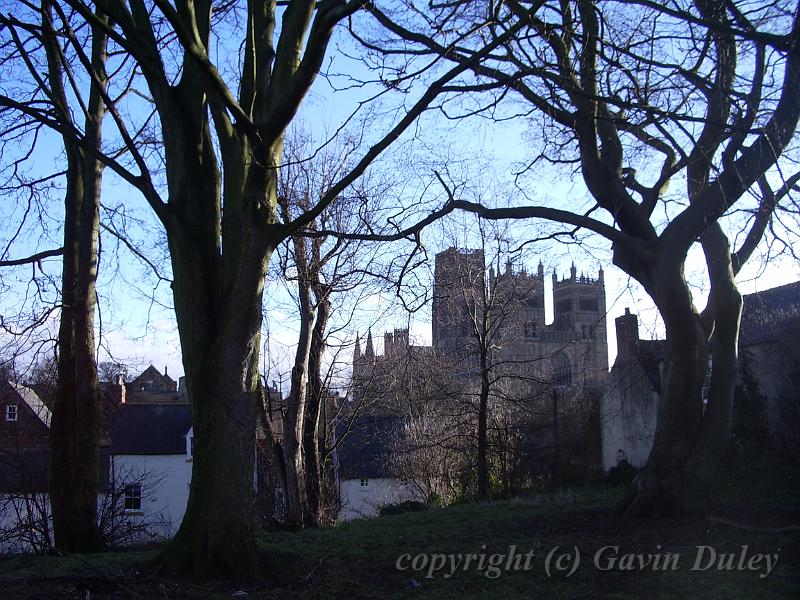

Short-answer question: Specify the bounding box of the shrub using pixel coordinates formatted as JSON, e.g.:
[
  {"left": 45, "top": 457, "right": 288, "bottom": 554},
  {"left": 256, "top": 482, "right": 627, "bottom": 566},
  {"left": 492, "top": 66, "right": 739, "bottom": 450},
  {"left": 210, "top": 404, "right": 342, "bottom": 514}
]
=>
[{"left": 379, "top": 500, "right": 429, "bottom": 516}]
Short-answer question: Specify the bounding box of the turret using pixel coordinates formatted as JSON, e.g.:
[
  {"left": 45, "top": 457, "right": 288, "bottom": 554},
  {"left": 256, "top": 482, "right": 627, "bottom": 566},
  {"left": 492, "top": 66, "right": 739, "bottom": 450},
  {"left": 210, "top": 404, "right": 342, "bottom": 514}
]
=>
[{"left": 365, "top": 329, "right": 375, "bottom": 360}]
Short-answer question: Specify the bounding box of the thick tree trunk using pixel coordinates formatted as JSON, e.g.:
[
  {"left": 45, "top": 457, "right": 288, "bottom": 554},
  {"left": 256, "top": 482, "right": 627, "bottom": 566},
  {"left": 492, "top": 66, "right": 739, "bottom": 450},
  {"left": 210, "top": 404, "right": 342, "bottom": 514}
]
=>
[
  {"left": 160, "top": 231, "right": 268, "bottom": 576},
  {"left": 162, "top": 360, "right": 259, "bottom": 576},
  {"left": 157, "top": 126, "right": 275, "bottom": 575},
  {"left": 616, "top": 244, "right": 741, "bottom": 517},
  {"left": 46, "top": 3, "right": 107, "bottom": 552}
]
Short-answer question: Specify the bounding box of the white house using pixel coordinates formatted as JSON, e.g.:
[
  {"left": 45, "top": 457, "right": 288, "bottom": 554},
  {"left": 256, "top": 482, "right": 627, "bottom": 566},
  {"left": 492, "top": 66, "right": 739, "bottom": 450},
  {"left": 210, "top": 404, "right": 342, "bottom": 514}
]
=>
[
  {"left": 335, "top": 416, "right": 423, "bottom": 521},
  {"left": 109, "top": 403, "right": 194, "bottom": 543}
]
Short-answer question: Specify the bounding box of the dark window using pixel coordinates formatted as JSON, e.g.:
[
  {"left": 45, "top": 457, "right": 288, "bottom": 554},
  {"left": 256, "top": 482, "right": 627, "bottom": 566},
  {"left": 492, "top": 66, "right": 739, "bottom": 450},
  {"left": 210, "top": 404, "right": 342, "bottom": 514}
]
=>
[
  {"left": 360, "top": 478, "right": 369, "bottom": 487},
  {"left": 579, "top": 298, "right": 599, "bottom": 312},
  {"left": 557, "top": 299, "right": 572, "bottom": 313},
  {"left": 4, "top": 405, "right": 18, "bottom": 422},
  {"left": 124, "top": 484, "right": 142, "bottom": 510}
]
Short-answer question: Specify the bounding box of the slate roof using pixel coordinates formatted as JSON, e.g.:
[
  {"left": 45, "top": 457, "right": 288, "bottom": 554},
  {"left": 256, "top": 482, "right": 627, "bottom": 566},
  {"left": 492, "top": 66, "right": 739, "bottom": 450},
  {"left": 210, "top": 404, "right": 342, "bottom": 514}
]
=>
[
  {"left": 335, "top": 416, "right": 406, "bottom": 479},
  {"left": 739, "top": 281, "right": 800, "bottom": 347},
  {"left": 635, "top": 339, "right": 666, "bottom": 391},
  {"left": 110, "top": 404, "right": 192, "bottom": 455},
  {"left": 620, "top": 281, "right": 800, "bottom": 392}
]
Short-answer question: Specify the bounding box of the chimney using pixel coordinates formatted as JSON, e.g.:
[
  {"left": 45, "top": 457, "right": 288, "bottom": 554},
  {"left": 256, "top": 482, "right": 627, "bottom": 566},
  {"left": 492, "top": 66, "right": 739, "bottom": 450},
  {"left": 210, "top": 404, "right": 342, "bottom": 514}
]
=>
[
  {"left": 112, "top": 375, "right": 126, "bottom": 405},
  {"left": 615, "top": 307, "right": 639, "bottom": 363}
]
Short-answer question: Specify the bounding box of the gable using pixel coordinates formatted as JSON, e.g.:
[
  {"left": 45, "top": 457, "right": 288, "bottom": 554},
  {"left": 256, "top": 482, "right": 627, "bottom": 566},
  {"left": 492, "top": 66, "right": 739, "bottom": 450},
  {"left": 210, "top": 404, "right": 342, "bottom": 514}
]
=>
[{"left": 9, "top": 383, "right": 51, "bottom": 428}]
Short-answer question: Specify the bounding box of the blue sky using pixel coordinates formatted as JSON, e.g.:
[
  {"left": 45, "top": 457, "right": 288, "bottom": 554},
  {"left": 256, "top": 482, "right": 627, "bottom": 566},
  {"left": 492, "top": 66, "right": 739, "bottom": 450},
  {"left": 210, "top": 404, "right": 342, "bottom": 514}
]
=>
[{"left": 1, "top": 6, "right": 798, "bottom": 386}]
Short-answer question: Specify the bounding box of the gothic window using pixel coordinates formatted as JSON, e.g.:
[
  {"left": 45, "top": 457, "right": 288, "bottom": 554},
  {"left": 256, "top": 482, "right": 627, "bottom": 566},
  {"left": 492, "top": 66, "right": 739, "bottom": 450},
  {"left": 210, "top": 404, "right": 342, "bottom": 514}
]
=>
[
  {"left": 579, "top": 298, "right": 599, "bottom": 312},
  {"left": 551, "top": 352, "right": 572, "bottom": 387}
]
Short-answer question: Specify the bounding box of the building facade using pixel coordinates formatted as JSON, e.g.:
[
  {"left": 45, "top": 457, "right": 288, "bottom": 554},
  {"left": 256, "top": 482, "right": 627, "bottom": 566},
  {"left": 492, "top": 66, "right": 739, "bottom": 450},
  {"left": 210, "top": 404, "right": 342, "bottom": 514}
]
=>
[{"left": 353, "top": 248, "right": 609, "bottom": 407}]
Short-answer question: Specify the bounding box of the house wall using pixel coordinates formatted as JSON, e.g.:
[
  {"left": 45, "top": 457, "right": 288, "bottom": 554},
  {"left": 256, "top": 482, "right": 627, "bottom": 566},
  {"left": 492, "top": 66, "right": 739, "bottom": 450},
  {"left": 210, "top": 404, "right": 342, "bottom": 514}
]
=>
[
  {"left": 339, "top": 478, "right": 423, "bottom": 521},
  {"left": 743, "top": 343, "right": 786, "bottom": 436},
  {"left": 111, "top": 453, "right": 193, "bottom": 540},
  {"left": 600, "top": 360, "right": 660, "bottom": 471},
  {"left": 0, "top": 492, "right": 51, "bottom": 554},
  {"left": 0, "top": 395, "right": 48, "bottom": 450}
]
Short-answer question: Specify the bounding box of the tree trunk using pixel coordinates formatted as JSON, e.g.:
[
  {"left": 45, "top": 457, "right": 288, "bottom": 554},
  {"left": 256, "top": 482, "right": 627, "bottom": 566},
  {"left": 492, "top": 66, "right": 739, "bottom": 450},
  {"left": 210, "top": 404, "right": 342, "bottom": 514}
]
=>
[
  {"left": 46, "top": 3, "right": 107, "bottom": 552},
  {"left": 684, "top": 224, "right": 742, "bottom": 511},
  {"left": 303, "top": 291, "right": 330, "bottom": 526},
  {"left": 162, "top": 358, "right": 259, "bottom": 576},
  {"left": 282, "top": 281, "right": 315, "bottom": 529},
  {"left": 616, "top": 249, "right": 740, "bottom": 517},
  {"left": 477, "top": 351, "right": 490, "bottom": 501},
  {"left": 160, "top": 230, "right": 269, "bottom": 575},
  {"left": 157, "top": 123, "right": 275, "bottom": 575}
]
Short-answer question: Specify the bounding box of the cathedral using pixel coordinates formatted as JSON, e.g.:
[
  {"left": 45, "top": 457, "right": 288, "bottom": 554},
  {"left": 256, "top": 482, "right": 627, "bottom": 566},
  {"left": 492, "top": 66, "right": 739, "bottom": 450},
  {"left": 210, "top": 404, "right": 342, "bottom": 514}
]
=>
[{"left": 352, "top": 247, "right": 609, "bottom": 411}]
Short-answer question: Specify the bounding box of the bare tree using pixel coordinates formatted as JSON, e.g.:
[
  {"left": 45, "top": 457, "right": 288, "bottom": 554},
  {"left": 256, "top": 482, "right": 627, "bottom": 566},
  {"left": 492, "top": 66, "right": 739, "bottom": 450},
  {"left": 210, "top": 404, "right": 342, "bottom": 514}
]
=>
[
  {"left": 270, "top": 130, "right": 387, "bottom": 528},
  {"left": 0, "top": 0, "right": 533, "bottom": 574},
  {"left": 361, "top": 0, "right": 800, "bottom": 516}
]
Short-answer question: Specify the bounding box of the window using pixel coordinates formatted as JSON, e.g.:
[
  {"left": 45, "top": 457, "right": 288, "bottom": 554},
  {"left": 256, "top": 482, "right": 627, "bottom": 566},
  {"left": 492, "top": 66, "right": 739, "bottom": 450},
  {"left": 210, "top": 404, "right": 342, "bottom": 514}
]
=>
[
  {"left": 360, "top": 478, "right": 369, "bottom": 487},
  {"left": 551, "top": 352, "right": 572, "bottom": 387},
  {"left": 124, "top": 484, "right": 142, "bottom": 511},
  {"left": 4, "top": 404, "right": 18, "bottom": 422}
]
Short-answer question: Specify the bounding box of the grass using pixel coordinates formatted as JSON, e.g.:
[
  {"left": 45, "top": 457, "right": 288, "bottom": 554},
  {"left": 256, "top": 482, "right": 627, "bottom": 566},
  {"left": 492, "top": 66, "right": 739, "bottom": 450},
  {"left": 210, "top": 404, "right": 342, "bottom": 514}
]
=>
[{"left": 0, "top": 465, "right": 797, "bottom": 599}]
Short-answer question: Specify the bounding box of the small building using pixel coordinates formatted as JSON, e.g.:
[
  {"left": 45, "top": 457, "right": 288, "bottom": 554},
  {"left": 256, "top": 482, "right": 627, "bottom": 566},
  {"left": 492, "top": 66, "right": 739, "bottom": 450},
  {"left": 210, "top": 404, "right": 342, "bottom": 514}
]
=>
[
  {"left": 600, "top": 281, "right": 800, "bottom": 472},
  {"left": 0, "top": 382, "right": 52, "bottom": 553},
  {"left": 109, "top": 403, "right": 193, "bottom": 542},
  {"left": 336, "top": 416, "right": 422, "bottom": 521},
  {"left": 599, "top": 309, "right": 662, "bottom": 471}
]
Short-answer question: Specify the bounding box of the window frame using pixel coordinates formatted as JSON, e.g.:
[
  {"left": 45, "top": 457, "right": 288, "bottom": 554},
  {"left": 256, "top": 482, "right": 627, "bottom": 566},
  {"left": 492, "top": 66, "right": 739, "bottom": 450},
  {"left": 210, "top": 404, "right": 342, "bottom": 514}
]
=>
[
  {"left": 123, "top": 483, "right": 142, "bottom": 511},
  {"left": 4, "top": 404, "right": 18, "bottom": 422}
]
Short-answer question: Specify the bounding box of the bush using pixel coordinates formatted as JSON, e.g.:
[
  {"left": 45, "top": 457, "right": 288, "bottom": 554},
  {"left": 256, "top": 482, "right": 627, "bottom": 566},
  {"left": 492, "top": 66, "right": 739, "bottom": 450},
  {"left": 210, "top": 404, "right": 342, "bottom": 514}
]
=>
[
  {"left": 379, "top": 500, "right": 429, "bottom": 516},
  {"left": 605, "top": 460, "right": 638, "bottom": 487}
]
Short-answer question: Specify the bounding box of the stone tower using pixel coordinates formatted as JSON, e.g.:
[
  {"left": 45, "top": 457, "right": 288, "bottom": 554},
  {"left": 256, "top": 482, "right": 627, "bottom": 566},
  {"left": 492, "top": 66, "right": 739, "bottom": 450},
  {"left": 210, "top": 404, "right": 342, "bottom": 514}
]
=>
[
  {"left": 551, "top": 263, "right": 608, "bottom": 383},
  {"left": 432, "top": 248, "right": 486, "bottom": 351}
]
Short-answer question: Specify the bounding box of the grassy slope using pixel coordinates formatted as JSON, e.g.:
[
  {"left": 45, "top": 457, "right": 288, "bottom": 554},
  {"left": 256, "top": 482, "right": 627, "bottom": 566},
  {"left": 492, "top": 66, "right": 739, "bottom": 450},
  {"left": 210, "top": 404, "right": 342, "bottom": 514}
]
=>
[{"left": 0, "top": 481, "right": 797, "bottom": 599}]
